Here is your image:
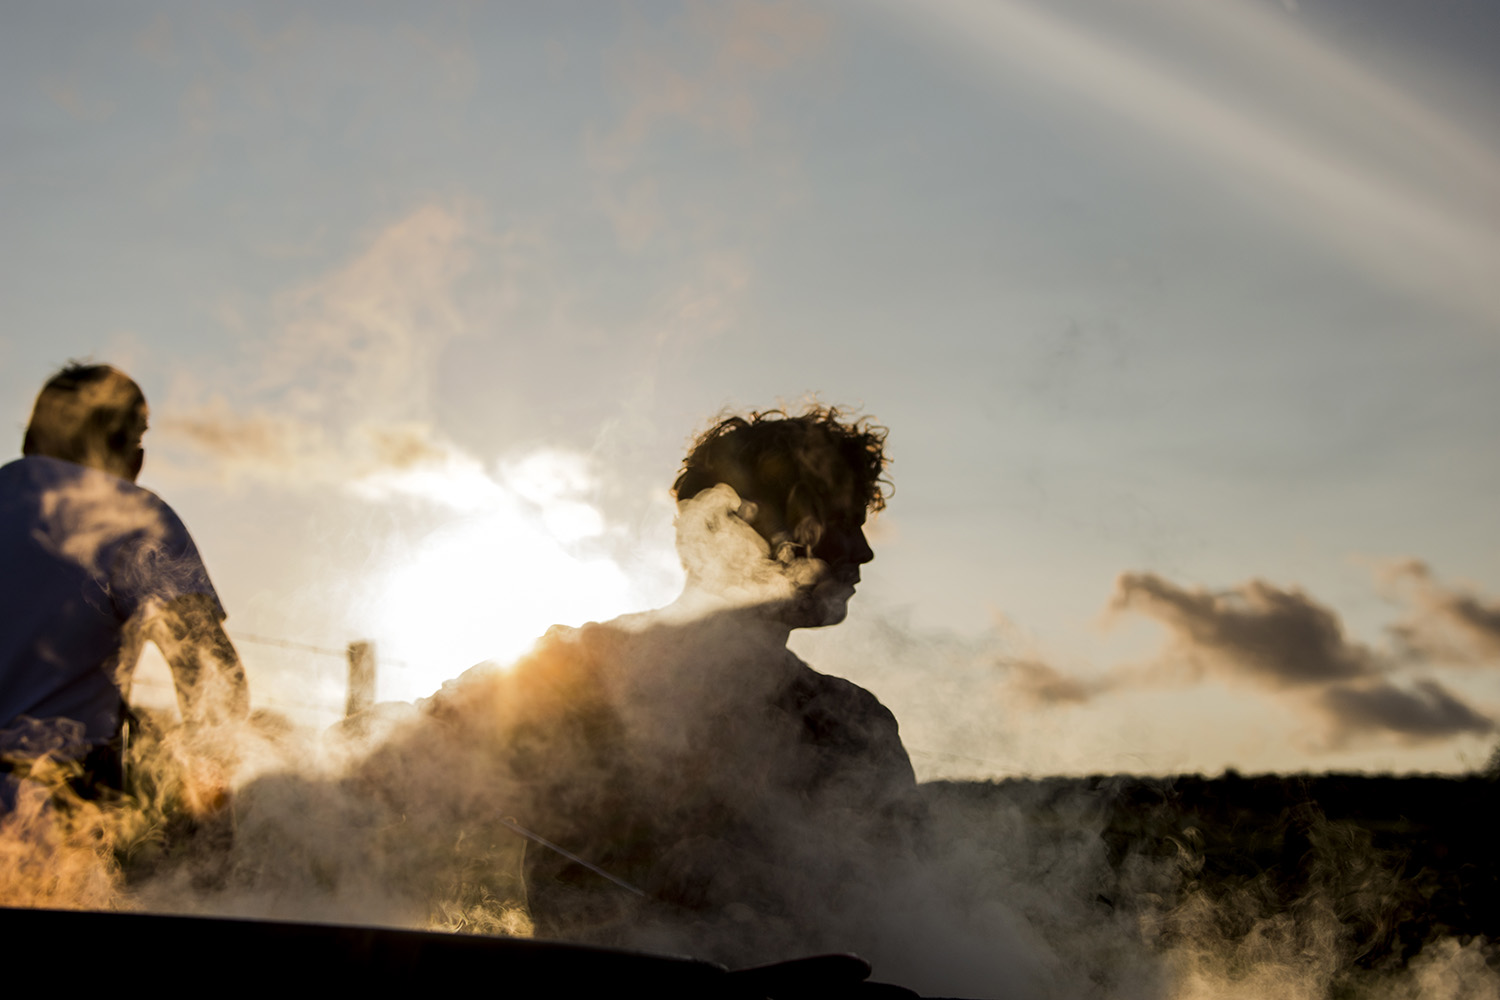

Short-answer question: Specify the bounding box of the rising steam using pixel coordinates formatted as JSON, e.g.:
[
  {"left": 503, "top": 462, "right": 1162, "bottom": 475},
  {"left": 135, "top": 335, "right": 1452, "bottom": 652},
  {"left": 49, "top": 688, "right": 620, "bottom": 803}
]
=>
[{"left": 8, "top": 483, "right": 1499, "bottom": 997}]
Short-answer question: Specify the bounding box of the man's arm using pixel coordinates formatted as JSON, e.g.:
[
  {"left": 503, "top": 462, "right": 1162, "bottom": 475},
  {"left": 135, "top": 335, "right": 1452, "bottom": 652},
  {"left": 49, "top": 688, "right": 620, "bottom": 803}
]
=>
[
  {"left": 149, "top": 593, "right": 250, "bottom": 728},
  {"left": 143, "top": 594, "right": 249, "bottom": 816}
]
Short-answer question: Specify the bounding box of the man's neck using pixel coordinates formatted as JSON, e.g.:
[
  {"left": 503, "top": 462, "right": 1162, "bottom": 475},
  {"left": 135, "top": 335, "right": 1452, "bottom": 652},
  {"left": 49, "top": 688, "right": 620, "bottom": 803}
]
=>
[{"left": 664, "top": 585, "right": 796, "bottom": 649}]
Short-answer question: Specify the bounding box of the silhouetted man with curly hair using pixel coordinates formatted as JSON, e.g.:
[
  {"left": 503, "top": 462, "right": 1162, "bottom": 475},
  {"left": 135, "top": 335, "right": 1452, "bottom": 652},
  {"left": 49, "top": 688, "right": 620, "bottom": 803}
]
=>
[{"left": 378, "top": 405, "right": 917, "bottom": 963}]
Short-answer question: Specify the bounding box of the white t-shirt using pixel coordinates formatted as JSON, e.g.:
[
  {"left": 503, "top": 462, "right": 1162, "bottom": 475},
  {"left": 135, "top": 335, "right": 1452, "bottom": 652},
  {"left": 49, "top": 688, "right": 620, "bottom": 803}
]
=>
[{"left": 0, "top": 455, "right": 222, "bottom": 760}]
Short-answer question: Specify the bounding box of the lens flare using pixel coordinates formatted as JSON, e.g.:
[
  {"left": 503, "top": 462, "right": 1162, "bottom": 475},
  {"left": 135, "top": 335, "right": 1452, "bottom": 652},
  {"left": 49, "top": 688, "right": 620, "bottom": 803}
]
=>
[{"left": 353, "top": 448, "right": 648, "bottom": 701}]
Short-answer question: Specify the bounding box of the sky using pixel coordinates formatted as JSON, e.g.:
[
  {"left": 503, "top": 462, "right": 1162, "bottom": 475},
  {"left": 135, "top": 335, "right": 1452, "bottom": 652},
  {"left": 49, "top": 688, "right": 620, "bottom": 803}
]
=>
[{"left": 2, "top": 0, "right": 1498, "bottom": 779}]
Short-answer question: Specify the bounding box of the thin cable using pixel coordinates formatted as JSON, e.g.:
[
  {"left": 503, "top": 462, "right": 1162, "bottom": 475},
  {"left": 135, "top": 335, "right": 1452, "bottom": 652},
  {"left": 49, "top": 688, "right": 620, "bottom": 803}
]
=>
[
  {"left": 497, "top": 817, "right": 647, "bottom": 898},
  {"left": 230, "top": 633, "right": 346, "bottom": 657},
  {"left": 228, "top": 632, "right": 411, "bottom": 670}
]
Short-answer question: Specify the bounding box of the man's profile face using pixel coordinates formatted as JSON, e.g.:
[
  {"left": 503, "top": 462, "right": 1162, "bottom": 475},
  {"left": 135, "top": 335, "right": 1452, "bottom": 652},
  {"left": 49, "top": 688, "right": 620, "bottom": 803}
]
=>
[
  {"left": 803, "top": 487, "right": 875, "bottom": 627},
  {"left": 763, "top": 480, "right": 874, "bottom": 629},
  {"left": 97, "top": 394, "right": 148, "bottom": 482}
]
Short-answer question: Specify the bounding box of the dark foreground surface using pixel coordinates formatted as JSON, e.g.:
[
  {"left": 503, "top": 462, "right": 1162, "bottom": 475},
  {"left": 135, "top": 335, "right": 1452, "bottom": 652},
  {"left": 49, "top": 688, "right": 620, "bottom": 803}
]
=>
[
  {"left": 923, "top": 772, "right": 1500, "bottom": 975},
  {"left": 0, "top": 907, "right": 927, "bottom": 999}
]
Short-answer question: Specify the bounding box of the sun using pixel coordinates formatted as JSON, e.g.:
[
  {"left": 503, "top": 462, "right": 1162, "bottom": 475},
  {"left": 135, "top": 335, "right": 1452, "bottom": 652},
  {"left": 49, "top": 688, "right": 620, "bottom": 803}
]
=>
[{"left": 356, "top": 449, "right": 660, "bottom": 703}]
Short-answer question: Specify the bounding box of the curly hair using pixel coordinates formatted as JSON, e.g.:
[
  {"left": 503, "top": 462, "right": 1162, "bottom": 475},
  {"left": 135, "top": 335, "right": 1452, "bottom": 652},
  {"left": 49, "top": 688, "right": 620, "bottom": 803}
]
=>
[{"left": 672, "top": 405, "right": 891, "bottom": 516}]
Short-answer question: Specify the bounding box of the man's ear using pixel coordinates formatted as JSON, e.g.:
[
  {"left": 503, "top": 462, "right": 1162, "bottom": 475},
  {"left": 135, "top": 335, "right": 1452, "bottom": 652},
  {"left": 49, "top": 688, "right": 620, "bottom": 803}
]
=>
[{"left": 784, "top": 482, "right": 824, "bottom": 553}]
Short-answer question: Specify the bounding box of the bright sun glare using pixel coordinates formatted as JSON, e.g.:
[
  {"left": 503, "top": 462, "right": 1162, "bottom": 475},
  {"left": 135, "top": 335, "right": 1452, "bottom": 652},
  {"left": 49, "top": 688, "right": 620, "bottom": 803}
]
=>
[{"left": 355, "top": 448, "right": 664, "bottom": 702}]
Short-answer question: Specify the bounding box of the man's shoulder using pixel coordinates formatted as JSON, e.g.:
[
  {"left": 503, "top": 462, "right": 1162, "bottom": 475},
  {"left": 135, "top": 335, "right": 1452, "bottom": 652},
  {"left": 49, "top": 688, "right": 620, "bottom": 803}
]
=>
[
  {"left": 111, "top": 472, "right": 188, "bottom": 528},
  {"left": 0, "top": 457, "right": 197, "bottom": 587},
  {"left": 789, "top": 657, "right": 897, "bottom": 721},
  {"left": 786, "top": 658, "right": 909, "bottom": 753},
  {"left": 3, "top": 456, "right": 181, "bottom": 523},
  {"left": 784, "top": 657, "right": 918, "bottom": 790}
]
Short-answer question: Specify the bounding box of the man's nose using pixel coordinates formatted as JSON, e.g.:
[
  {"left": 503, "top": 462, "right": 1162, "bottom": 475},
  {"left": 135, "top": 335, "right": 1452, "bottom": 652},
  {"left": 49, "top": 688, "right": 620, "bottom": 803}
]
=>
[{"left": 851, "top": 527, "right": 874, "bottom": 565}]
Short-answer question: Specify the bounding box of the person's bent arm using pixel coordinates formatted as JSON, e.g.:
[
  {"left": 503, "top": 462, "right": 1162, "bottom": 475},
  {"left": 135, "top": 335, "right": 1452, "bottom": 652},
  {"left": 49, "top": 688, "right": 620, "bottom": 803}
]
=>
[
  {"left": 146, "top": 593, "right": 249, "bottom": 816},
  {"left": 150, "top": 593, "right": 250, "bottom": 727}
]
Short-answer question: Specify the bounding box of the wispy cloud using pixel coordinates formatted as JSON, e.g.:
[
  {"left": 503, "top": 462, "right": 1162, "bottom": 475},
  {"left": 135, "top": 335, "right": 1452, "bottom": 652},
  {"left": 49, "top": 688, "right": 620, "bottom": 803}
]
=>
[
  {"left": 1386, "top": 560, "right": 1500, "bottom": 664},
  {"left": 587, "top": 0, "right": 830, "bottom": 251},
  {"left": 1005, "top": 657, "right": 1100, "bottom": 707},
  {"left": 158, "top": 204, "right": 482, "bottom": 494},
  {"left": 590, "top": 0, "right": 831, "bottom": 170}
]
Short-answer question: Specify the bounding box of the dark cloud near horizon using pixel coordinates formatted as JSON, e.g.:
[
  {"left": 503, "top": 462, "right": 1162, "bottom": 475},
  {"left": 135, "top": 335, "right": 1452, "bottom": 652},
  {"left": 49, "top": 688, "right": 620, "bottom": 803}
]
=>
[
  {"left": 1010, "top": 570, "right": 1497, "bottom": 747},
  {"left": 1319, "top": 679, "right": 1493, "bottom": 743},
  {"left": 1110, "top": 572, "right": 1375, "bottom": 688}
]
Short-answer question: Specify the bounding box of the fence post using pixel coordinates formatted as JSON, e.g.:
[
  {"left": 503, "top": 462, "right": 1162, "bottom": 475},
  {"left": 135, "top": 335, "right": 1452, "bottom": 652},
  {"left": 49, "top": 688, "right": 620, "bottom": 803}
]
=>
[{"left": 346, "top": 640, "right": 376, "bottom": 718}]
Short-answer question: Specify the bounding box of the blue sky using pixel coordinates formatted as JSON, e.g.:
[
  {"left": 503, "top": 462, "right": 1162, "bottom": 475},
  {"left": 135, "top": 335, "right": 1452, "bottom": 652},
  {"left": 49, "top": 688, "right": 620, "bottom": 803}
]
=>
[{"left": 3, "top": 0, "right": 1498, "bottom": 776}]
